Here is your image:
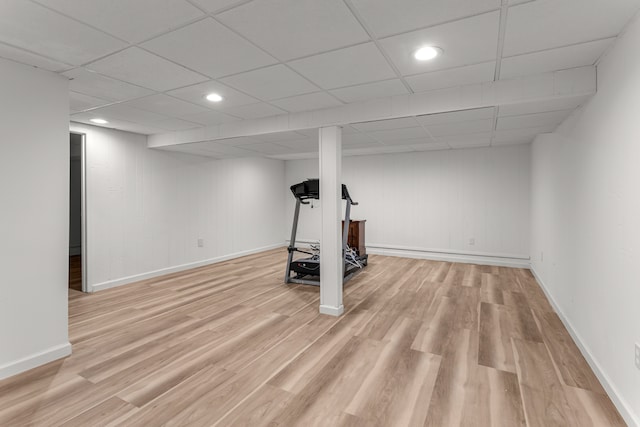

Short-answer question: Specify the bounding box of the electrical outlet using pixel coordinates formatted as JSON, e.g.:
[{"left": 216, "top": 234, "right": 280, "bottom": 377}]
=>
[
  {"left": 469, "top": 238, "right": 475, "bottom": 246},
  {"left": 635, "top": 343, "right": 640, "bottom": 370},
  {"left": 197, "top": 238, "right": 204, "bottom": 248}
]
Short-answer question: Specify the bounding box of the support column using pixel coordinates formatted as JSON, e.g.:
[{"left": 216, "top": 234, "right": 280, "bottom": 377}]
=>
[{"left": 319, "top": 126, "right": 344, "bottom": 316}]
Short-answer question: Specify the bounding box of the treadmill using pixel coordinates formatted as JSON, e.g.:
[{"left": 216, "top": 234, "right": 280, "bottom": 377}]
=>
[{"left": 285, "top": 179, "right": 368, "bottom": 286}]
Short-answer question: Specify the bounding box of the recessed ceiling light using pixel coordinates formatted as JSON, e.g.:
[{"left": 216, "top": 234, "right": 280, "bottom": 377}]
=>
[
  {"left": 205, "top": 93, "right": 224, "bottom": 102},
  {"left": 413, "top": 46, "right": 443, "bottom": 61},
  {"left": 90, "top": 118, "right": 108, "bottom": 124}
]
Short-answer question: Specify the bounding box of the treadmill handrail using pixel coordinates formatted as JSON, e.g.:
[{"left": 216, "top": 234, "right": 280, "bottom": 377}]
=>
[{"left": 289, "top": 179, "right": 357, "bottom": 204}]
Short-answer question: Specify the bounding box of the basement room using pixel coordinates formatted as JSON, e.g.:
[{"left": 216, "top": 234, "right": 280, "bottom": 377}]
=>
[{"left": 0, "top": 0, "right": 639, "bottom": 425}]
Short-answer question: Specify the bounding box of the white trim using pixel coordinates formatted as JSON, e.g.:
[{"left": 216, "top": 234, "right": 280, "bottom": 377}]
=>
[
  {"left": 287, "top": 239, "right": 529, "bottom": 268},
  {"left": 92, "top": 243, "right": 285, "bottom": 292},
  {"left": 148, "top": 67, "right": 596, "bottom": 148},
  {"left": 530, "top": 266, "right": 639, "bottom": 427},
  {"left": 367, "top": 243, "right": 529, "bottom": 260},
  {"left": 367, "top": 247, "right": 529, "bottom": 268},
  {"left": 319, "top": 304, "right": 344, "bottom": 316},
  {"left": 0, "top": 342, "right": 72, "bottom": 381}
]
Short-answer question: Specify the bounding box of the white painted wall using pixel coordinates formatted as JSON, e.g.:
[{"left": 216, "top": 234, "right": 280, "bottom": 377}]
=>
[
  {"left": 0, "top": 59, "right": 70, "bottom": 379},
  {"left": 530, "top": 14, "right": 640, "bottom": 426},
  {"left": 285, "top": 145, "right": 531, "bottom": 266},
  {"left": 69, "top": 123, "right": 285, "bottom": 291}
]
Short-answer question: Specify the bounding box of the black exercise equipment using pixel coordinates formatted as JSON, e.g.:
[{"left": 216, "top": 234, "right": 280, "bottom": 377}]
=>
[{"left": 285, "top": 179, "right": 368, "bottom": 286}]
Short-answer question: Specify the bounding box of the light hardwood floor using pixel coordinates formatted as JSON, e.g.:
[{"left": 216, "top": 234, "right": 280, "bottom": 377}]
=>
[
  {"left": 0, "top": 249, "right": 625, "bottom": 426},
  {"left": 68, "top": 255, "right": 82, "bottom": 291}
]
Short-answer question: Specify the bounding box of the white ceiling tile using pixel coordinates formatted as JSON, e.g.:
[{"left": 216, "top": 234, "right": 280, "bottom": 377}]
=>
[
  {"left": 426, "top": 119, "right": 494, "bottom": 137},
  {"left": 329, "top": 79, "right": 408, "bottom": 103},
  {"left": 82, "top": 103, "right": 169, "bottom": 124},
  {"left": 142, "top": 18, "right": 277, "bottom": 78},
  {"left": 503, "top": 0, "right": 640, "bottom": 56},
  {"left": 417, "top": 107, "right": 496, "bottom": 126},
  {"left": 351, "top": 0, "right": 500, "bottom": 38},
  {"left": 151, "top": 118, "right": 202, "bottom": 131},
  {"left": 0, "top": 0, "right": 126, "bottom": 65},
  {"left": 167, "top": 80, "right": 259, "bottom": 109},
  {"left": 496, "top": 110, "right": 572, "bottom": 130},
  {"left": 71, "top": 114, "right": 167, "bottom": 135},
  {"left": 217, "top": 137, "right": 261, "bottom": 146},
  {"left": 498, "top": 95, "right": 591, "bottom": 117},
  {"left": 69, "top": 91, "right": 112, "bottom": 113},
  {"left": 270, "top": 92, "right": 343, "bottom": 113},
  {"left": 223, "top": 102, "right": 287, "bottom": 119},
  {"left": 220, "top": 64, "right": 318, "bottom": 100},
  {"left": 380, "top": 11, "right": 500, "bottom": 75},
  {"left": 382, "top": 136, "right": 434, "bottom": 146},
  {"left": 352, "top": 117, "right": 420, "bottom": 132},
  {"left": 367, "top": 126, "right": 430, "bottom": 142},
  {"left": 0, "top": 42, "right": 72, "bottom": 72},
  {"left": 410, "top": 142, "right": 450, "bottom": 151},
  {"left": 217, "top": 0, "right": 369, "bottom": 60},
  {"left": 500, "top": 38, "right": 614, "bottom": 79},
  {"left": 33, "top": 0, "right": 204, "bottom": 43},
  {"left": 191, "top": 0, "right": 247, "bottom": 13},
  {"left": 87, "top": 47, "right": 208, "bottom": 91},
  {"left": 406, "top": 62, "right": 496, "bottom": 93},
  {"left": 123, "top": 94, "right": 210, "bottom": 118},
  {"left": 288, "top": 43, "right": 397, "bottom": 89},
  {"left": 64, "top": 68, "right": 155, "bottom": 102},
  {"left": 178, "top": 110, "right": 240, "bottom": 126}
]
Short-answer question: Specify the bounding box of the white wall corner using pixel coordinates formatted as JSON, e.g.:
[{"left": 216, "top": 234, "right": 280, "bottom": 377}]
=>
[{"left": 530, "top": 266, "right": 640, "bottom": 427}]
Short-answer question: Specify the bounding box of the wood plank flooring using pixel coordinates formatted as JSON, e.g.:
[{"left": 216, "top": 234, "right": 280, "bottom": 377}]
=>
[
  {"left": 68, "top": 255, "right": 82, "bottom": 291},
  {"left": 0, "top": 249, "right": 625, "bottom": 426}
]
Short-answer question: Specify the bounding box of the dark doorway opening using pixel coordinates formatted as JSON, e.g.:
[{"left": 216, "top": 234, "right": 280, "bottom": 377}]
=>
[{"left": 69, "top": 133, "right": 83, "bottom": 291}]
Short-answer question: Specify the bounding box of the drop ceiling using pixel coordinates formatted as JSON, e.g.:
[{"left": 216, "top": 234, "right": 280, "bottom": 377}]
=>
[{"left": 0, "top": 0, "right": 638, "bottom": 157}]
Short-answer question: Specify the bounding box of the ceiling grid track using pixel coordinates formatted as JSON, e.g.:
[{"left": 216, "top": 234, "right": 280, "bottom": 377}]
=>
[
  {"left": 341, "top": 0, "right": 414, "bottom": 94},
  {"left": 490, "top": 0, "right": 510, "bottom": 147}
]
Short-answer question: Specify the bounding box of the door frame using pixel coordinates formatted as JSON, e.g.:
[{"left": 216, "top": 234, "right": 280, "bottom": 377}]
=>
[{"left": 71, "top": 131, "right": 89, "bottom": 293}]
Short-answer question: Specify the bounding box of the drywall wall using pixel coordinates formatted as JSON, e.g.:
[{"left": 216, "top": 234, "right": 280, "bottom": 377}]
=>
[
  {"left": 0, "top": 59, "right": 70, "bottom": 379},
  {"left": 530, "top": 13, "right": 640, "bottom": 426},
  {"left": 69, "top": 134, "right": 82, "bottom": 256},
  {"left": 285, "top": 145, "right": 531, "bottom": 266},
  {"left": 69, "top": 123, "right": 285, "bottom": 291}
]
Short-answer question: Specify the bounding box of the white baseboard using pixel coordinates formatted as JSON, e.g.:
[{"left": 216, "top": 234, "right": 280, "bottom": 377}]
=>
[
  {"left": 0, "top": 342, "right": 72, "bottom": 381},
  {"left": 319, "top": 304, "right": 344, "bottom": 316},
  {"left": 366, "top": 246, "right": 530, "bottom": 268},
  {"left": 91, "top": 243, "right": 285, "bottom": 292},
  {"left": 286, "top": 239, "right": 530, "bottom": 268},
  {"left": 530, "top": 266, "right": 639, "bottom": 427}
]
